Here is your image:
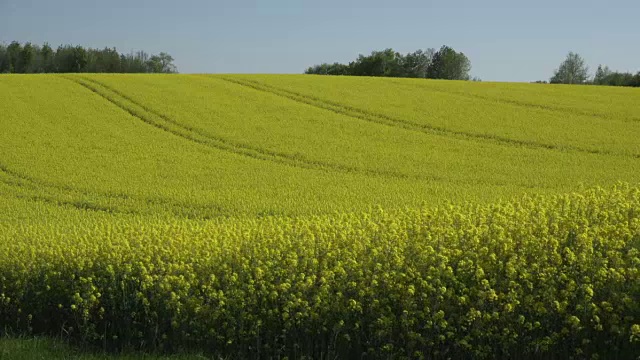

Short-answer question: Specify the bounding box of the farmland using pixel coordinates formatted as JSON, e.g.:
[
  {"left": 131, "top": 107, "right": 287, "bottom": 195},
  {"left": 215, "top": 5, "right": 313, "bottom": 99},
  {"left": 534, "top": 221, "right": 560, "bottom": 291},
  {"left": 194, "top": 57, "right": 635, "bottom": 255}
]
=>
[{"left": 1, "top": 75, "right": 639, "bottom": 358}]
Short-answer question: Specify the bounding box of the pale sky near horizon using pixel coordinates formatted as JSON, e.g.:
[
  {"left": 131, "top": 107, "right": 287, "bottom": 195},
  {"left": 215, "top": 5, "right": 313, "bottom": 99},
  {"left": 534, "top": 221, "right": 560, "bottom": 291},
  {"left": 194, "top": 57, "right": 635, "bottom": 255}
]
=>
[{"left": 1, "top": 0, "right": 638, "bottom": 82}]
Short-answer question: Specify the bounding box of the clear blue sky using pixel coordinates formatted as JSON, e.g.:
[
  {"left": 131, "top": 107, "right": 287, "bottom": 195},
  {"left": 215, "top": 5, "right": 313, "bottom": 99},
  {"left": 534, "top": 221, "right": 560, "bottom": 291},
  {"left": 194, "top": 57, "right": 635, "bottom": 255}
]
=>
[{"left": 1, "top": 0, "right": 638, "bottom": 82}]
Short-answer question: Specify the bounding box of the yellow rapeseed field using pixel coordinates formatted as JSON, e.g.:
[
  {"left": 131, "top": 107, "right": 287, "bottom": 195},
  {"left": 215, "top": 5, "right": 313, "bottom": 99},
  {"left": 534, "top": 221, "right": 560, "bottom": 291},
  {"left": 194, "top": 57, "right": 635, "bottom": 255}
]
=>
[{"left": 0, "top": 74, "right": 639, "bottom": 358}]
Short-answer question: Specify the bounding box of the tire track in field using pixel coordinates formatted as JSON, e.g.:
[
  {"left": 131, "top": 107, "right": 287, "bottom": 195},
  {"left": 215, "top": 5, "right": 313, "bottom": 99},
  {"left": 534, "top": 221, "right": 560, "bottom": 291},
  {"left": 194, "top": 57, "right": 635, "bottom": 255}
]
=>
[
  {"left": 0, "top": 161, "right": 130, "bottom": 199},
  {"left": 65, "top": 75, "right": 430, "bottom": 181},
  {"left": 65, "top": 76, "right": 549, "bottom": 190},
  {"left": 57, "top": 76, "right": 594, "bottom": 194},
  {"left": 0, "top": 162, "right": 140, "bottom": 214},
  {"left": 218, "top": 77, "right": 640, "bottom": 159},
  {"left": 386, "top": 79, "right": 640, "bottom": 123},
  {"left": 0, "top": 162, "right": 226, "bottom": 217},
  {"left": 0, "top": 168, "right": 121, "bottom": 213},
  {"left": 0, "top": 190, "right": 119, "bottom": 213}
]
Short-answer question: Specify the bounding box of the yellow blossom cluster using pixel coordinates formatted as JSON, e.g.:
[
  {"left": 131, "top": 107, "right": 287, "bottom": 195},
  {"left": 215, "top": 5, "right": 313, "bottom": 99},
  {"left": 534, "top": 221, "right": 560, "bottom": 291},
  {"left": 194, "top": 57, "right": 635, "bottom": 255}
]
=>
[{"left": 1, "top": 185, "right": 638, "bottom": 358}]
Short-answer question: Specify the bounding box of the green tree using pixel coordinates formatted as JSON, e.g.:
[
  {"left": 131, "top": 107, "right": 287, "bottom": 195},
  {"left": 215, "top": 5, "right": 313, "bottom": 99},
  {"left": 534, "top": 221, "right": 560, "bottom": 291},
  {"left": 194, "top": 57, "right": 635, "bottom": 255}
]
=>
[
  {"left": 39, "top": 43, "right": 55, "bottom": 72},
  {"left": 0, "top": 41, "right": 177, "bottom": 74},
  {"left": 426, "top": 45, "right": 471, "bottom": 80},
  {"left": 304, "top": 48, "right": 436, "bottom": 78},
  {"left": 7, "top": 41, "right": 22, "bottom": 73},
  {"left": 593, "top": 65, "right": 612, "bottom": 85},
  {"left": 101, "top": 47, "right": 122, "bottom": 73},
  {"left": 607, "top": 72, "right": 635, "bottom": 86},
  {"left": 122, "top": 50, "right": 150, "bottom": 73},
  {"left": 305, "top": 63, "right": 350, "bottom": 75},
  {"left": 0, "top": 43, "right": 8, "bottom": 73},
  {"left": 400, "top": 49, "right": 435, "bottom": 78},
  {"left": 71, "top": 46, "right": 88, "bottom": 72},
  {"left": 146, "top": 52, "right": 177, "bottom": 73},
  {"left": 591, "top": 64, "right": 640, "bottom": 87},
  {"left": 550, "top": 52, "right": 589, "bottom": 84},
  {"left": 630, "top": 72, "right": 640, "bottom": 87},
  {"left": 349, "top": 48, "right": 403, "bottom": 77},
  {"left": 71, "top": 46, "right": 87, "bottom": 72},
  {"left": 54, "top": 45, "right": 88, "bottom": 73},
  {"left": 19, "top": 42, "right": 36, "bottom": 73}
]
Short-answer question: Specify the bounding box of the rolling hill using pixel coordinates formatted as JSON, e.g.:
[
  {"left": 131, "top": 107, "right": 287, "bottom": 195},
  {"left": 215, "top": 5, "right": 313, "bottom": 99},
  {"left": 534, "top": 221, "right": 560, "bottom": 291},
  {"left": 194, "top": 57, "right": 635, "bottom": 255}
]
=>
[
  {"left": 1, "top": 75, "right": 639, "bottom": 359},
  {"left": 1, "top": 74, "right": 639, "bottom": 220}
]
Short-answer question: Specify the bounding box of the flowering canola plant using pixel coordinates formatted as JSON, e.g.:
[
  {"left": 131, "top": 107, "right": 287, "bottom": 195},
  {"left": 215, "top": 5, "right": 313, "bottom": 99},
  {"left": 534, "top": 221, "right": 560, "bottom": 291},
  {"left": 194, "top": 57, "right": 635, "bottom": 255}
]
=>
[
  {"left": 1, "top": 74, "right": 640, "bottom": 358},
  {"left": 1, "top": 185, "right": 639, "bottom": 358}
]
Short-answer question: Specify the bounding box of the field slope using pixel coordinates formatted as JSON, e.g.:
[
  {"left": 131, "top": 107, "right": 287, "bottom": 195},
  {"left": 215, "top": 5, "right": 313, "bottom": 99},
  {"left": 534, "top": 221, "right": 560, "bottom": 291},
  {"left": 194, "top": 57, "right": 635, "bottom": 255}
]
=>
[
  {"left": 0, "top": 74, "right": 639, "bottom": 219},
  {"left": 1, "top": 75, "right": 639, "bottom": 359}
]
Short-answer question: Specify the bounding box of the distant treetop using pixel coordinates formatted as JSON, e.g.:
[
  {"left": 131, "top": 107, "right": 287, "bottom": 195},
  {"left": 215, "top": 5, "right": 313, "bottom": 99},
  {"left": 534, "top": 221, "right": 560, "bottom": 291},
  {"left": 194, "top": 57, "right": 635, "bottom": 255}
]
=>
[
  {"left": 305, "top": 45, "right": 473, "bottom": 81},
  {"left": 0, "top": 41, "right": 178, "bottom": 74},
  {"left": 549, "top": 52, "right": 639, "bottom": 87}
]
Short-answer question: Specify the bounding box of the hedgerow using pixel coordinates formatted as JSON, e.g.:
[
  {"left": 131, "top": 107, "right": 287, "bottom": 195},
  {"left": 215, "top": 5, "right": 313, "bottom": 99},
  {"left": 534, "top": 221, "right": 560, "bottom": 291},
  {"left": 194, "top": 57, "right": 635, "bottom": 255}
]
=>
[{"left": 1, "top": 184, "right": 639, "bottom": 359}]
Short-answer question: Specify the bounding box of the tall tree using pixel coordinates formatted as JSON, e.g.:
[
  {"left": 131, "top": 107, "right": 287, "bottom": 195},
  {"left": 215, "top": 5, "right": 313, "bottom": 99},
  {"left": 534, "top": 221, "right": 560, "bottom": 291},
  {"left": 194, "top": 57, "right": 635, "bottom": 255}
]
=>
[
  {"left": 593, "top": 65, "right": 612, "bottom": 85},
  {"left": 305, "top": 48, "right": 438, "bottom": 78},
  {"left": 305, "top": 63, "right": 350, "bottom": 75},
  {"left": 0, "top": 41, "right": 177, "bottom": 74},
  {"left": 71, "top": 46, "right": 88, "bottom": 72},
  {"left": 590, "top": 64, "right": 640, "bottom": 87},
  {"left": 40, "top": 43, "right": 55, "bottom": 72},
  {"left": 631, "top": 72, "right": 640, "bottom": 87},
  {"left": 122, "top": 50, "right": 150, "bottom": 73},
  {"left": 607, "top": 72, "right": 635, "bottom": 86},
  {"left": 400, "top": 49, "right": 435, "bottom": 78},
  {"left": 426, "top": 45, "right": 471, "bottom": 80},
  {"left": 349, "top": 49, "right": 403, "bottom": 77},
  {"left": 0, "top": 44, "right": 8, "bottom": 73},
  {"left": 550, "top": 52, "right": 589, "bottom": 84},
  {"left": 6, "top": 41, "right": 22, "bottom": 73},
  {"left": 147, "top": 52, "right": 177, "bottom": 73},
  {"left": 54, "top": 45, "right": 88, "bottom": 73},
  {"left": 19, "top": 42, "right": 36, "bottom": 73},
  {"left": 101, "top": 47, "right": 122, "bottom": 73}
]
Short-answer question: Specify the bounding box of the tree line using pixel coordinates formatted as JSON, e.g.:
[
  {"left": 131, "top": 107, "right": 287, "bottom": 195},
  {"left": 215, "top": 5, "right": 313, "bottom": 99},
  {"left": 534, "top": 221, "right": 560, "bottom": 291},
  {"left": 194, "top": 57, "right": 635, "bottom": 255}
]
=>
[
  {"left": 0, "top": 41, "right": 177, "bottom": 74},
  {"left": 542, "top": 52, "right": 639, "bottom": 87},
  {"left": 305, "top": 45, "right": 476, "bottom": 81}
]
